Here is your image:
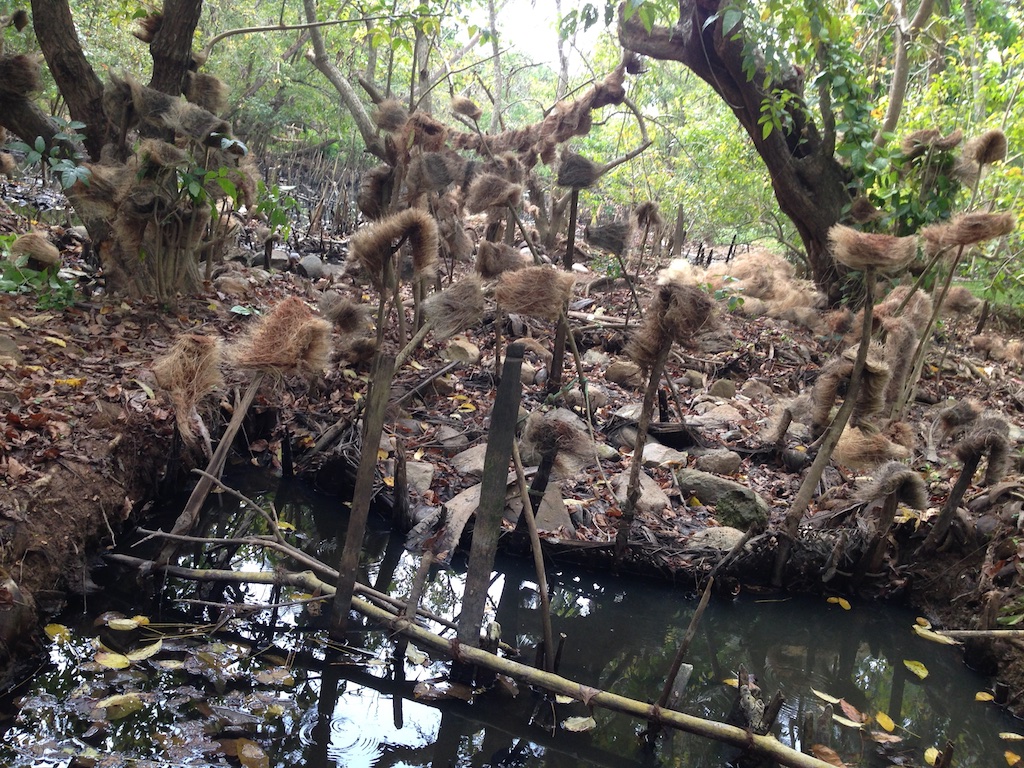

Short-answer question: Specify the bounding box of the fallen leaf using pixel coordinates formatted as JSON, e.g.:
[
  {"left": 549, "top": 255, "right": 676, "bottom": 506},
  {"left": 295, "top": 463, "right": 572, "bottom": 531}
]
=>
[
  {"left": 875, "top": 711, "right": 895, "bottom": 731},
  {"left": 96, "top": 692, "right": 144, "bottom": 720},
  {"left": 126, "top": 639, "right": 162, "bottom": 661},
  {"left": 915, "top": 617, "right": 932, "bottom": 628},
  {"left": 95, "top": 650, "right": 131, "bottom": 669},
  {"left": 904, "top": 660, "right": 929, "bottom": 679},
  {"left": 840, "top": 699, "right": 865, "bottom": 723},
  {"left": 44, "top": 623, "right": 71, "bottom": 642},
  {"left": 562, "top": 716, "right": 597, "bottom": 733},
  {"left": 912, "top": 624, "right": 958, "bottom": 645},
  {"left": 832, "top": 714, "right": 865, "bottom": 729},
  {"left": 812, "top": 688, "right": 841, "bottom": 705},
  {"left": 924, "top": 746, "right": 939, "bottom": 765},
  {"left": 810, "top": 744, "right": 847, "bottom": 766},
  {"left": 827, "top": 596, "right": 852, "bottom": 610},
  {"left": 43, "top": 336, "right": 66, "bottom": 347},
  {"left": 870, "top": 731, "right": 903, "bottom": 744},
  {"left": 1002, "top": 733, "right": 1024, "bottom": 741},
  {"left": 1007, "top": 751, "right": 1022, "bottom": 766},
  {"left": 237, "top": 738, "right": 270, "bottom": 768},
  {"left": 722, "top": 678, "right": 739, "bottom": 688},
  {"left": 977, "top": 691, "right": 995, "bottom": 702},
  {"left": 107, "top": 617, "right": 140, "bottom": 631}
]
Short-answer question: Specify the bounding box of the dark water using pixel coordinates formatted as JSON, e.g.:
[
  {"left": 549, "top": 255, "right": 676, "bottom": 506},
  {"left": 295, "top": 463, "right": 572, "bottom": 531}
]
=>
[{"left": 1, "top": 470, "right": 1020, "bottom": 767}]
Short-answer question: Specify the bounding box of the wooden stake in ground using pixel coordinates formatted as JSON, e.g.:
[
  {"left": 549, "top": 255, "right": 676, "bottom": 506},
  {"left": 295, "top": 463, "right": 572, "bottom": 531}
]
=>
[
  {"left": 453, "top": 343, "right": 524, "bottom": 682},
  {"left": 330, "top": 352, "right": 396, "bottom": 638}
]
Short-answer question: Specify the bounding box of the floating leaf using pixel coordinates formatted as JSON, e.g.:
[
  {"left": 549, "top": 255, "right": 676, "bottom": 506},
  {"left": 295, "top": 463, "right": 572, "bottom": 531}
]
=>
[
  {"left": 924, "top": 747, "right": 939, "bottom": 765},
  {"left": 254, "top": 667, "right": 295, "bottom": 686},
  {"left": 810, "top": 744, "right": 847, "bottom": 767},
  {"left": 555, "top": 695, "right": 574, "bottom": 704},
  {"left": 44, "top": 623, "right": 71, "bottom": 642},
  {"left": 722, "top": 678, "right": 739, "bottom": 687},
  {"left": 832, "top": 714, "right": 865, "bottom": 729},
  {"left": 870, "top": 731, "right": 903, "bottom": 744},
  {"left": 915, "top": 617, "right": 932, "bottom": 628},
  {"left": 875, "top": 711, "right": 895, "bottom": 731},
  {"left": 130, "top": 615, "right": 151, "bottom": 626},
  {"left": 237, "top": 738, "right": 270, "bottom": 768},
  {"left": 154, "top": 659, "right": 184, "bottom": 670},
  {"left": 562, "top": 716, "right": 597, "bottom": 733},
  {"left": 977, "top": 691, "right": 996, "bottom": 702},
  {"left": 107, "top": 617, "right": 140, "bottom": 631},
  {"left": 912, "top": 624, "right": 958, "bottom": 645},
  {"left": 840, "top": 699, "right": 865, "bottom": 723},
  {"left": 95, "top": 651, "right": 131, "bottom": 669},
  {"left": 812, "top": 688, "right": 841, "bottom": 705},
  {"left": 1007, "top": 751, "right": 1022, "bottom": 766},
  {"left": 904, "top": 660, "right": 929, "bottom": 679},
  {"left": 405, "top": 645, "right": 428, "bottom": 666},
  {"left": 96, "top": 692, "right": 144, "bottom": 720},
  {"left": 126, "top": 639, "right": 162, "bottom": 661},
  {"left": 1002, "top": 733, "right": 1024, "bottom": 741},
  {"left": 827, "top": 596, "right": 852, "bottom": 610}
]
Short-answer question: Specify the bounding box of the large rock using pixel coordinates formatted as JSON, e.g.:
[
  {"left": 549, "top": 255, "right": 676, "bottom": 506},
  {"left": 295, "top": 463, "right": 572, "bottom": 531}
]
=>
[
  {"left": 435, "top": 425, "right": 469, "bottom": 453},
  {"left": 708, "top": 378, "right": 736, "bottom": 398},
  {"left": 443, "top": 336, "right": 480, "bottom": 365},
  {"left": 685, "top": 526, "right": 746, "bottom": 552},
  {"left": 695, "top": 448, "right": 742, "bottom": 476},
  {"left": 606, "top": 360, "right": 643, "bottom": 388},
  {"left": 613, "top": 470, "right": 670, "bottom": 516},
  {"left": 406, "top": 461, "right": 434, "bottom": 495},
  {"left": 507, "top": 484, "right": 575, "bottom": 535},
  {"left": 451, "top": 444, "right": 488, "bottom": 477},
  {"left": 689, "top": 403, "right": 743, "bottom": 428},
  {"left": 642, "top": 443, "right": 688, "bottom": 467},
  {"left": 673, "top": 468, "right": 769, "bottom": 531}
]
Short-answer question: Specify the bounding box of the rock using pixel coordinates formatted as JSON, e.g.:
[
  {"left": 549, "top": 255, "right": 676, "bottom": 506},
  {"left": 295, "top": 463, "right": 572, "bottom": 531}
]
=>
[
  {"left": 582, "top": 349, "right": 611, "bottom": 367},
  {"left": 708, "top": 378, "right": 736, "bottom": 398},
  {"left": 690, "top": 404, "right": 743, "bottom": 428},
  {"left": 606, "top": 360, "right": 643, "bottom": 387},
  {"left": 519, "top": 408, "right": 600, "bottom": 476},
  {"left": 406, "top": 461, "right": 434, "bottom": 495},
  {"left": 451, "top": 444, "right": 488, "bottom": 477},
  {"left": 443, "top": 336, "right": 480, "bottom": 365},
  {"left": 613, "top": 470, "right": 670, "bottom": 516},
  {"left": 428, "top": 375, "right": 456, "bottom": 397},
  {"left": 685, "top": 526, "right": 746, "bottom": 552},
  {"left": 520, "top": 361, "right": 538, "bottom": 385},
  {"left": 435, "top": 425, "right": 468, "bottom": 453},
  {"left": 269, "top": 247, "right": 291, "bottom": 270},
  {"left": 613, "top": 403, "right": 643, "bottom": 420},
  {"left": 716, "top": 489, "right": 769, "bottom": 531},
  {"left": 740, "top": 378, "right": 774, "bottom": 401},
  {"left": 681, "top": 369, "right": 705, "bottom": 388},
  {"left": 565, "top": 385, "right": 609, "bottom": 412},
  {"left": 696, "top": 448, "right": 742, "bottom": 475},
  {"left": 507, "top": 484, "right": 575, "bottom": 534},
  {"left": 213, "top": 275, "right": 248, "bottom": 297},
  {"left": 673, "top": 468, "right": 769, "bottom": 531},
  {"left": 642, "top": 443, "right": 688, "bottom": 467},
  {"left": 297, "top": 254, "right": 324, "bottom": 279}
]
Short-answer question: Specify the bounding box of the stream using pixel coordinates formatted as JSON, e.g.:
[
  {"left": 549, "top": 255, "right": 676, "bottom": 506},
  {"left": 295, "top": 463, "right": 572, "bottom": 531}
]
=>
[{"left": 1, "top": 468, "right": 1021, "bottom": 768}]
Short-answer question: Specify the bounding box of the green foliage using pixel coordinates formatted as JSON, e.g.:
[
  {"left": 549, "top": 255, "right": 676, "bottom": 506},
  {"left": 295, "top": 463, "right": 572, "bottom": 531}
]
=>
[
  {"left": 0, "top": 235, "right": 77, "bottom": 310},
  {"left": 8, "top": 119, "right": 92, "bottom": 189},
  {"left": 254, "top": 181, "right": 298, "bottom": 241}
]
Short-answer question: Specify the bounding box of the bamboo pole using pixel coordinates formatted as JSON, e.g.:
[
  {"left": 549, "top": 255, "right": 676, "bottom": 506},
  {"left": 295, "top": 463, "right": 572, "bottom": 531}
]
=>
[{"left": 106, "top": 555, "right": 836, "bottom": 768}]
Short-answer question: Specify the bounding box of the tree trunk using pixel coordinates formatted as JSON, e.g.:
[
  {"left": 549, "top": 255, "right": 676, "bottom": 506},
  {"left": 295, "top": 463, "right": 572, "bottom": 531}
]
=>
[
  {"left": 148, "top": 0, "right": 203, "bottom": 97},
  {"left": 619, "top": 1, "right": 852, "bottom": 301}
]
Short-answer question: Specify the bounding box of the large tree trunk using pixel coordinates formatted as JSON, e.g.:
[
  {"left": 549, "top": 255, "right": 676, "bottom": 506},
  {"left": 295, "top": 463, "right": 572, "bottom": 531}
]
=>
[{"left": 619, "top": 1, "right": 852, "bottom": 301}]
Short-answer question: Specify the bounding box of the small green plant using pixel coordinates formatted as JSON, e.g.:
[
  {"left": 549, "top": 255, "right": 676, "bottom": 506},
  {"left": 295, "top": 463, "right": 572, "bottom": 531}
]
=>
[
  {"left": 0, "top": 235, "right": 77, "bottom": 310},
  {"left": 708, "top": 276, "right": 745, "bottom": 312},
  {"left": 254, "top": 181, "right": 298, "bottom": 241},
  {"left": 9, "top": 118, "right": 92, "bottom": 189}
]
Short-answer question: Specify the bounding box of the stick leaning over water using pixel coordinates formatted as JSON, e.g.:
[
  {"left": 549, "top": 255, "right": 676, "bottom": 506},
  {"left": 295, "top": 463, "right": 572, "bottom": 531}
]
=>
[{"left": 106, "top": 554, "right": 837, "bottom": 768}]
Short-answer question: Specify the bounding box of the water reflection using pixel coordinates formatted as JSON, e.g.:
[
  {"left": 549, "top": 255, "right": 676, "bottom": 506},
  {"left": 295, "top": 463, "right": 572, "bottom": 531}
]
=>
[{"left": 0, "top": 471, "right": 1020, "bottom": 767}]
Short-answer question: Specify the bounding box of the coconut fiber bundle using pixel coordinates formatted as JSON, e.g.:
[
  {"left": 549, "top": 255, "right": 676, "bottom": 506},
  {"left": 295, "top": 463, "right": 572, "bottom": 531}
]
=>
[
  {"left": 495, "top": 266, "right": 574, "bottom": 322},
  {"left": 476, "top": 240, "right": 527, "bottom": 279},
  {"left": 921, "top": 212, "right": 1016, "bottom": 248},
  {"left": 829, "top": 225, "right": 917, "bottom": 274},
  {"left": 424, "top": 276, "right": 485, "bottom": 338},
  {"left": 153, "top": 333, "right": 224, "bottom": 446},
  {"left": 230, "top": 296, "right": 331, "bottom": 378},
  {"left": 349, "top": 208, "right": 439, "bottom": 288},
  {"left": 625, "top": 282, "right": 716, "bottom": 370}
]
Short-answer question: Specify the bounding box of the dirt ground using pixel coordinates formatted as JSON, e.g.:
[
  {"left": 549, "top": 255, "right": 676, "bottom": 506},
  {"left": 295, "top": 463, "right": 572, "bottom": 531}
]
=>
[{"left": 3, "top": 218, "right": 1024, "bottom": 715}]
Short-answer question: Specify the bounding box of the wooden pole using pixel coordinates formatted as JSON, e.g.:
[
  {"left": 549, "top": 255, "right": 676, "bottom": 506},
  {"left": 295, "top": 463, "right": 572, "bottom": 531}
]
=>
[
  {"left": 454, "top": 343, "right": 524, "bottom": 679},
  {"left": 330, "top": 352, "right": 395, "bottom": 638}
]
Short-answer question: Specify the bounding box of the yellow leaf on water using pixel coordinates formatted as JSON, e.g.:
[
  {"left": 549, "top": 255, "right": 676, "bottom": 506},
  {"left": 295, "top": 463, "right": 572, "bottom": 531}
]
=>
[
  {"left": 875, "top": 711, "right": 895, "bottom": 731},
  {"left": 915, "top": 617, "right": 932, "bottom": 628},
  {"left": 95, "top": 651, "right": 131, "bottom": 669},
  {"left": 1001, "top": 733, "right": 1024, "bottom": 741},
  {"left": 722, "top": 678, "right": 739, "bottom": 688},
  {"left": 812, "top": 688, "right": 841, "bottom": 705},
  {"left": 904, "top": 660, "right": 929, "bottom": 679},
  {"left": 925, "top": 746, "right": 940, "bottom": 765},
  {"left": 43, "top": 336, "right": 66, "bottom": 347},
  {"left": 870, "top": 731, "right": 903, "bottom": 744},
  {"left": 107, "top": 618, "right": 140, "bottom": 631},
  {"left": 827, "top": 596, "right": 852, "bottom": 610},
  {"left": 562, "top": 716, "right": 597, "bottom": 733},
  {"left": 912, "top": 624, "right": 958, "bottom": 645},
  {"left": 126, "top": 639, "right": 162, "bottom": 661},
  {"left": 237, "top": 737, "right": 270, "bottom": 768},
  {"left": 1006, "top": 751, "right": 1022, "bottom": 766},
  {"left": 832, "top": 714, "right": 865, "bottom": 729},
  {"left": 44, "top": 623, "right": 71, "bottom": 642},
  {"left": 977, "top": 691, "right": 996, "bottom": 702}
]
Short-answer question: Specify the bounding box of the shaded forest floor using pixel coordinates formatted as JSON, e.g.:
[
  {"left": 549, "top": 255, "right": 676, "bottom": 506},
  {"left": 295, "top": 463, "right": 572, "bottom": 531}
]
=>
[{"left": 3, "top": 209, "right": 1024, "bottom": 716}]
